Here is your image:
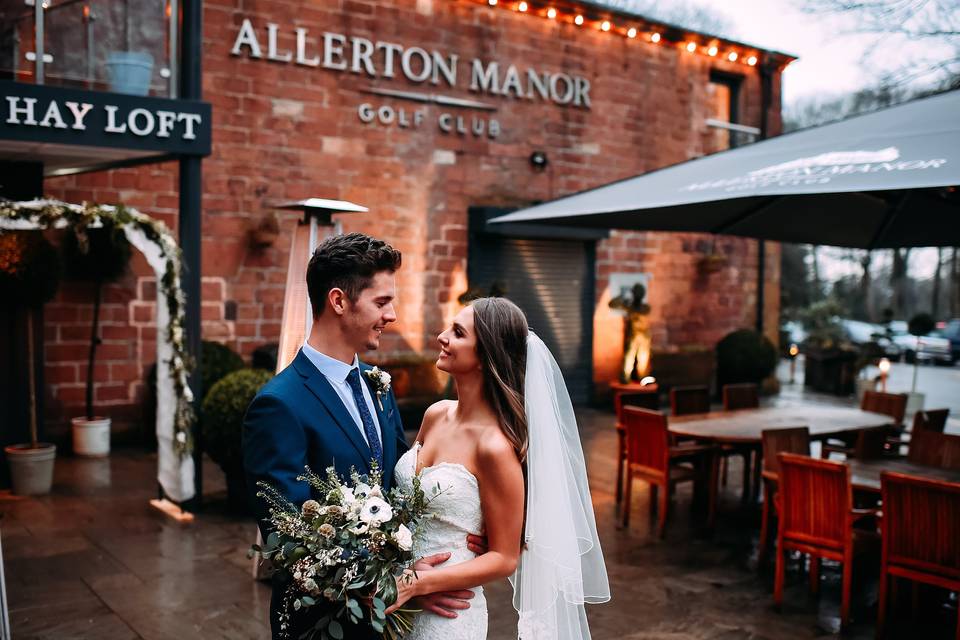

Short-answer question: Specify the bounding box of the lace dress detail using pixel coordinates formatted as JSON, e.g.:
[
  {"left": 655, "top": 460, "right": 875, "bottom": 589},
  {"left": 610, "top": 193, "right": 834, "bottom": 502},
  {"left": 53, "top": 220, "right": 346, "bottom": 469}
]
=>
[{"left": 394, "top": 443, "right": 487, "bottom": 640}]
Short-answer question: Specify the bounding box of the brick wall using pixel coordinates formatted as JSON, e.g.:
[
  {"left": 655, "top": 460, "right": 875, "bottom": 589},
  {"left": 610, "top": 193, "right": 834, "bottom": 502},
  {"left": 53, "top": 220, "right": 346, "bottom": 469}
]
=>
[{"left": 44, "top": 0, "right": 786, "bottom": 433}]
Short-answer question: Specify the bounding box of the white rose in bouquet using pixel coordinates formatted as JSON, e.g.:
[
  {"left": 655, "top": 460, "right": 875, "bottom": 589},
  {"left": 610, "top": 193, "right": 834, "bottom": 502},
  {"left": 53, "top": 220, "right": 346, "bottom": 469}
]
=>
[{"left": 393, "top": 523, "right": 413, "bottom": 551}]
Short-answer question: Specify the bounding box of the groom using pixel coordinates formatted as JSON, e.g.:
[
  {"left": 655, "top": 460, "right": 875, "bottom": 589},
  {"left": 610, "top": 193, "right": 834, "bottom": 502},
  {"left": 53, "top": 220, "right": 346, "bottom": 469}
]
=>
[{"left": 243, "top": 232, "right": 480, "bottom": 639}]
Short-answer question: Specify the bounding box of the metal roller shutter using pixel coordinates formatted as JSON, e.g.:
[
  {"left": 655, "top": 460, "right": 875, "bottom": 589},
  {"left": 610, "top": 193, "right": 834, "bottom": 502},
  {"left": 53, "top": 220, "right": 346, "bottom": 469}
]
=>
[{"left": 468, "top": 231, "right": 594, "bottom": 404}]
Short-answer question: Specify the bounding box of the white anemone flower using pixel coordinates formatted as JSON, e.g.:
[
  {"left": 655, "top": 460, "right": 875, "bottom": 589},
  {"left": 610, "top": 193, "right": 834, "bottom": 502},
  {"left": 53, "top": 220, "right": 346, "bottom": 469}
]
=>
[
  {"left": 339, "top": 486, "right": 356, "bottom": 506},
  {"left": 359, "top": 496, "right": 393, "bottom": 525}
]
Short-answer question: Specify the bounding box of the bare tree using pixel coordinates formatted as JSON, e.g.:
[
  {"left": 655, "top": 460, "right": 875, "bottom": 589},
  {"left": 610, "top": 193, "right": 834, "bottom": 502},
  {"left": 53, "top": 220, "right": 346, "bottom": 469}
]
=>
[
  {"left": 860, "top": 251, "right": 874, "bottom": 320},
  {"left": 891, "top": 248, "right": 912, "bottom": 317},
  {"left": 799, "top": 0, "right": 960, "bottom": 89},
  {"left": 932, "top": 247, "right": 943, "bottom": 316}
]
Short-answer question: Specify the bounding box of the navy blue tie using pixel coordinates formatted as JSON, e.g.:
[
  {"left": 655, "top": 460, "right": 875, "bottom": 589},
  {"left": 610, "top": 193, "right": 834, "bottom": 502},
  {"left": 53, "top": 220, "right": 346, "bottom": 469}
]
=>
[{"left": 346, "top": 368, "right": 383, "bottom": 468}]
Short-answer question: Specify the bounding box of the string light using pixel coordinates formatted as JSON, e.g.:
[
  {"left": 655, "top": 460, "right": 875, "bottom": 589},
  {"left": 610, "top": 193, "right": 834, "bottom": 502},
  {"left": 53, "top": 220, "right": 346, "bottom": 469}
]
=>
[{"left": 473, "top": 0, "right": 765, "bottom": 69}]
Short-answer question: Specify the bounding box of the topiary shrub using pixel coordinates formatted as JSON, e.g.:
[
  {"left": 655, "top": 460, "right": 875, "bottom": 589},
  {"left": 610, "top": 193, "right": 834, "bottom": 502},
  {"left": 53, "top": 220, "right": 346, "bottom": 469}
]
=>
[
  {"left": 201, "top": 368, "right": 273, "bottom": 512},
  {"left": 716, "top": 329, "right": 778, "bottom": 390},
  {"left": 200, "top": 341, "right": 245, "bottom": 400}
]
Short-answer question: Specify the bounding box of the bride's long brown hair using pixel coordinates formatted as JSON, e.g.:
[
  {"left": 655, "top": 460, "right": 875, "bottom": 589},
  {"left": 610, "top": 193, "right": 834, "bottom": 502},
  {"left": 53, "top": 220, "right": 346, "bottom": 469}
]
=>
[{"left": 470, "top": 297, "right": 529, "bottom": 462}]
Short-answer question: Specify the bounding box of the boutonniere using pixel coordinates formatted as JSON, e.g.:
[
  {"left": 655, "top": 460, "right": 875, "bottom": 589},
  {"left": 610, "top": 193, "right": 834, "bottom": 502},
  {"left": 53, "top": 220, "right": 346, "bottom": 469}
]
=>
[{"left": 364, "top": 367, "right": 392, "bottom": 411}]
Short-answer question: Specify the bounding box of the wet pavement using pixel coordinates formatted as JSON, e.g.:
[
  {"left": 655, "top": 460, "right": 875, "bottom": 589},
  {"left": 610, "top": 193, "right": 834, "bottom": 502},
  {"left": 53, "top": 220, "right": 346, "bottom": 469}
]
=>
[{"left": 3, "top": 377, "right": 958, "bottom": 639}]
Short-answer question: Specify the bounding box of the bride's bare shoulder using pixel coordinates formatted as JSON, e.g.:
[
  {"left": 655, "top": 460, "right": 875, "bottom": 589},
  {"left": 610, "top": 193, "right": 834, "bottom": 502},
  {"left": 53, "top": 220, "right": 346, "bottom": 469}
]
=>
[
  {"left": 476, "top": 427, "right": 520, "bottom": 465},
  {"left": 418, "top": 400, "right": 456, "bottom": 438}
]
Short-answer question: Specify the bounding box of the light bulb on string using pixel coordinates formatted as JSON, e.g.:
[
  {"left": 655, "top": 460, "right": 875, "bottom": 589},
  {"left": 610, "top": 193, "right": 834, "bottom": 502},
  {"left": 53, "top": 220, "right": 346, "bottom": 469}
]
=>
[
  {"left": 627, "top": 27, "right": 637, "bottom": 38},
  {"left": 650, "top": 32, "right": 661, "bottom": 43},
  {"left": 686, "top": 41, "right": 697, "bottom": 53},
  {"left": 747, "top": 55, "right": 758, "bottom": 66},
  {"left": 488, "top": 0, "right": 497, "bottom": 5},
  {"left": 517, "top": 1, "right": 528, "bottom": 12},
  {"left": 707, "top": 45, "right": 718, "bottom": 56},
  {"left": 574, "top": 14, "right": 584, "bottom": 25},
  {"left": 601, "top": 20, "right": 611, "bottom": 31},
  {"left": 727, "top": 51, "right": 738, "bottom": 62},
  {"left": 547, "top": 7, "right": 557, "bottom": 19}
]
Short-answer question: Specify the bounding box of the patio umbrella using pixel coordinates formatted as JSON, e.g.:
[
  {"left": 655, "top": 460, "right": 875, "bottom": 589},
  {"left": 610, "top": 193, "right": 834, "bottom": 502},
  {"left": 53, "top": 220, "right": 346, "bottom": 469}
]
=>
[{"left": 490, "top": 90, "right": 960, "bottom": 249}]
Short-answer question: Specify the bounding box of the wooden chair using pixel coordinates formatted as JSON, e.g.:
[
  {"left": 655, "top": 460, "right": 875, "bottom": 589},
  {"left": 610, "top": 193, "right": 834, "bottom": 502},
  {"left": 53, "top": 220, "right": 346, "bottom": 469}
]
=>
[
  {"left": 822, "top": 391, "right": 909, "bottom": 459},
  {"left": 774, "top": 453, "right": 879, "bottom": 630},
  {"left": 614, "top": 392, "right": 660, "bottom": 509},
  {"left": 877, "top": 472, "right": 960, "bottom": 639},
  {"left": 909, "top": 430, "right": 960, "bottom": 470},
  {"left": 620, "top": 406, "right": 717, "bottom": 537},
  {"left": 914, "top": 408, "right": 950, "bottom": 434},
  {"left": 887, "top": 408, "right": 950, "bottom": 455},
  {"left": 670, "top": 385, "right": 711, "bottom": 416},
  {"left": 722, "top": 383, "right": 759, "bottom": 411},
  {"left": 758, "top": 427, "right": 810, "bottom": 564}
]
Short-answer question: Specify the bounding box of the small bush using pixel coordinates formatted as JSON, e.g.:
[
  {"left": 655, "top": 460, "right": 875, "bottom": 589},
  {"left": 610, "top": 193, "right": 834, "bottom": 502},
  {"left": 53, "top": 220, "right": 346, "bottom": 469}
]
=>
[
  {"left": 0, "top": 231, "right": 62, "bottom": 306},
  {"left": 716, "top": 329, "right": 778, "bottom": 387},
  {"left": 201, "top": 368, "right": 273, "bottom": 469},
  {"left": 201, "top": 341, "right": 245, "bottom": 400}
]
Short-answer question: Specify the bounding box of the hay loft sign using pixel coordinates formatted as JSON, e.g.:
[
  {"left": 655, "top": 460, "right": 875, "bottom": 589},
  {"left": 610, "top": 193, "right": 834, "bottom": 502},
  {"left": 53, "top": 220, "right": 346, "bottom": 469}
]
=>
[
  {"left": 0, "top": 81, "right": 211, "bottom": 156},
  {"left": 230, "top": 18, "right": 592, "bottom": 139}
]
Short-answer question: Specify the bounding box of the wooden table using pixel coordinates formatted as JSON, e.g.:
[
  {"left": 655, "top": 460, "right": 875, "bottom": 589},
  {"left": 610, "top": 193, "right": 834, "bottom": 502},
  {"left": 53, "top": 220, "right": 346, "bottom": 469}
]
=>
[
  {"left": 847, "top": 458, "right": 960, "bottom": 492},
  {"left": 669, "top": 405, "right": 892, "bottom": 502},
  {"left": 669, "top": 405, "right": 892, "bottom": 443}
]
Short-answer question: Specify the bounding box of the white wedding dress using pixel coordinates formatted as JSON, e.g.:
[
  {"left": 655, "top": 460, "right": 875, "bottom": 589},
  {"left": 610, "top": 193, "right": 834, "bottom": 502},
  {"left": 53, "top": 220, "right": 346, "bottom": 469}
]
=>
[{"left": 394, "top": 442, "right": 488, "bottom": 640}]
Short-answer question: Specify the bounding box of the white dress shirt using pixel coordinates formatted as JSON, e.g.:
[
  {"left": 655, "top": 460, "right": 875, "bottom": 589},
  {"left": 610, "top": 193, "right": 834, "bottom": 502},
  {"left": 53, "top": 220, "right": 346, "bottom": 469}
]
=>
[{"left": 301, "top": 342, "right": 382, "bottom": 446}]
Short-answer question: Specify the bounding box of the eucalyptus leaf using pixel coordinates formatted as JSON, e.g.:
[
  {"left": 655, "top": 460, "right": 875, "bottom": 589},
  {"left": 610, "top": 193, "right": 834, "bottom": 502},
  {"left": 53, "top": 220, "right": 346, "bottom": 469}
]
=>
[{"left": 328, "top": 620, "right": 344, "bottom": 640}]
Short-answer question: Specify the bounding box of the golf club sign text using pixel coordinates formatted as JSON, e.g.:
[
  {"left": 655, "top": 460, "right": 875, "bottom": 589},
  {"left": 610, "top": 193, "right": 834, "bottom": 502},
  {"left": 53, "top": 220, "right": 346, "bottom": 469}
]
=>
[{"left": 230, "top": 18, "right": 592, "bottom": 138}]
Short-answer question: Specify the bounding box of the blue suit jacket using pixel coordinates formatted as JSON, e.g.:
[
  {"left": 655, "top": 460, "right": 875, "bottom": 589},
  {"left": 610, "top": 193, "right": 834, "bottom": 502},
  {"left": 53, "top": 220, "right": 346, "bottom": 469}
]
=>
[{"left": 242, "top": 348, "right": 408, "bottom": 639}]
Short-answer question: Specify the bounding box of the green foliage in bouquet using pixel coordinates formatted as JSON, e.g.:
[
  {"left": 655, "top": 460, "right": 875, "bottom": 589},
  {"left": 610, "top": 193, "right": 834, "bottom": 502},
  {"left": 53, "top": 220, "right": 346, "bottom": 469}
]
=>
[
  {"left": 202, "top": 368, "right": 272, "bottom": 469},
  {"left": 253, "top": 465, "right": 441, "bottom": 640}
]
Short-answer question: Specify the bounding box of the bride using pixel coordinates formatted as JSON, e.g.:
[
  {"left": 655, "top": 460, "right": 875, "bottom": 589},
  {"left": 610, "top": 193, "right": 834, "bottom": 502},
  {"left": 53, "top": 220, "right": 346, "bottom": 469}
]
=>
[{"left": 390, "top": 297, "right": 610, "bottom": 639}]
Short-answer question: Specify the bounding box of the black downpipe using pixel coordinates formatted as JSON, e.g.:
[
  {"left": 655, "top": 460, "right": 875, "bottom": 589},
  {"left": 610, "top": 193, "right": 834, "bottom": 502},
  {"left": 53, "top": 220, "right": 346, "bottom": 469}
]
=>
[
  {"left": 756, "top": 60, "right": 774, "bottom": 335},
  {"left": 179, "top": 0, "right": 204, "bottom": 508}
]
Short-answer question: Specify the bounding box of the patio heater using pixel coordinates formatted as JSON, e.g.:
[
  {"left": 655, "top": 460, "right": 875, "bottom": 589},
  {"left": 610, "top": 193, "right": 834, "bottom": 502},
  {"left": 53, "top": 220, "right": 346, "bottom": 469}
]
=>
[{"left": 272, "top": 198, "right": 368, "bottom": 372}]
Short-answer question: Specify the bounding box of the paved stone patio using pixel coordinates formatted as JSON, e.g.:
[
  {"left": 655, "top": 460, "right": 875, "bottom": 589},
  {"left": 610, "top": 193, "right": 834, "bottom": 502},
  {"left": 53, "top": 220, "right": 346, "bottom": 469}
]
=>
[{"left": 3, "top": 384, "right": 958, "bottom": 639}]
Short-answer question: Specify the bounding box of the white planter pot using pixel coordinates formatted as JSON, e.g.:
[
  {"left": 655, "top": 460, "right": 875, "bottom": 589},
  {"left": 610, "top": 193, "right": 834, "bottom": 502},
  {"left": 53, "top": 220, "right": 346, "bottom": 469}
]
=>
[
  {"left": 4, "top": 443, "right": 56, "bottom": 495},
  {"left": 71, "top": 416, "right": 111, "bottom": 457},
  {"left": 904, "top": 392, "right": 925, "bottom": 422}
]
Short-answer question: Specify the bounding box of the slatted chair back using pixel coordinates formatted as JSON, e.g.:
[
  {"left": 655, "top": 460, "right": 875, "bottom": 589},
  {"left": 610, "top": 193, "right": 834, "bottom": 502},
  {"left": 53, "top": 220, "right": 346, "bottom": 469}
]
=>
[
  {"left": 852, "top": 427, "right": 888, "bottom": 460},
  {"left": 777, "top": 453, "right": 851, "bottom": 551},
  {"left": 913, "top": 408, "right": 950, "bottom": 434},
  {"left": 722, "top": 383, "right": 759, "bottom": 411},
  {"left": 881, "top": 472, "right": 960, "bottom": 580},
  {"left": 861, "top": 390, "right": 908, "bottom": 427},
  {"left": 622, "top": 406, "right": 670, "bottom": 476},
  {"left": 941, "top": 433, "right": 960, "bottom": 471},
  {"left": 761, "top": 427, "right": 810, "bottom": 477},
  {"left": 670, "top": 385, "right": 711, "bottom": 416},
  {"left": 616, "top": 392, "right": 659, "bottom": 420}
]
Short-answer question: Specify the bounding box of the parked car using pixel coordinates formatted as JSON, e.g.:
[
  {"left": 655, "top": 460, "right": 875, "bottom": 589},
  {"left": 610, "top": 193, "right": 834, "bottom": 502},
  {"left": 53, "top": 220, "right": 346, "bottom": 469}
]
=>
[
  {"left": 840, "top": 319, "right": 901, "bottom": 360},
  {"left": 938, "top": 319, "right": 960, "bottom": 364},
  {"left": 885, "top": 320, "right": 953, "bottom": 365}
]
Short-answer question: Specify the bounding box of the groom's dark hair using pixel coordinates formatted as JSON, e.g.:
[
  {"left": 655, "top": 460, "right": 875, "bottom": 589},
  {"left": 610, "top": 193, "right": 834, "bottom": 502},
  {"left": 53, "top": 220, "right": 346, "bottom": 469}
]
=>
[{"left": 307, "top": 232, "right": 402, "bottom": 317}]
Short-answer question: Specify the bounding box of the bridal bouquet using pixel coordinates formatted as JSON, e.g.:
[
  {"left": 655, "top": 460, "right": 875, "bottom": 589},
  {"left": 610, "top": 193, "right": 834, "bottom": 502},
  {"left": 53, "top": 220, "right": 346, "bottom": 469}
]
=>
[{"left": 253, "top": 465, "right": 435, "bottom": 640}]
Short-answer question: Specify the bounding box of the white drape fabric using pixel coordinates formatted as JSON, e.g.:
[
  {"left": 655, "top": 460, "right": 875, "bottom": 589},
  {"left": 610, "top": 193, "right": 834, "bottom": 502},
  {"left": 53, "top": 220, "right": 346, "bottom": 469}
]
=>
[{"left": 509, "top": 332, "right": 610, "bottom": 639}]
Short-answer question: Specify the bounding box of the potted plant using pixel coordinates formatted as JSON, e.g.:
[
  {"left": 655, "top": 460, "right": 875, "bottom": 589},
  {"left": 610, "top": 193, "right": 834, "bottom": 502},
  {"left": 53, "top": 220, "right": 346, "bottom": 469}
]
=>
[
  {"left": 63, "top": 221, "right": 132, "bottom": 456},
  {"left": 800, "top": 300, "right": 857, "bottom": 395},
  {"left": 904, "top": 312, "right": 935, "bottom": 415},
  {"left": 201, "top": 368, "right": 273, "bottom": 513},
  {"left": 1, "top": 231, "right": 62, "bottom": 495},
  {"left": 104, "top": 5, "right": 154, "bottom": 95}
]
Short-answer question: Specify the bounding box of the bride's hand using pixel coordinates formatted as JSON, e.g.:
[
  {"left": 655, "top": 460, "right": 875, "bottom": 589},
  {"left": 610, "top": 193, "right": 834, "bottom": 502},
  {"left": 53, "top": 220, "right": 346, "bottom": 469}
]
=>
[{"left": 385, "top": 569, "right": 420, "bottom": 615}]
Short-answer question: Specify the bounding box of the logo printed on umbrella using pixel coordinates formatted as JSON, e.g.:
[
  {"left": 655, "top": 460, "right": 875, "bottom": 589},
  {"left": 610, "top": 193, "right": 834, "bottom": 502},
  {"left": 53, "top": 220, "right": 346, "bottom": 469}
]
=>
[{"left": 749, "top": 147, "right": 900, "bottom": 175}]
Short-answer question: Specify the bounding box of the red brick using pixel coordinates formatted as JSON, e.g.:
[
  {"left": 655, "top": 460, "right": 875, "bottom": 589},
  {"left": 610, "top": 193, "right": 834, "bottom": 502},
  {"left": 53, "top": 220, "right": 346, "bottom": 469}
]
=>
[{"left": 95, "top": 383, "right": 130, "bottom": 404}]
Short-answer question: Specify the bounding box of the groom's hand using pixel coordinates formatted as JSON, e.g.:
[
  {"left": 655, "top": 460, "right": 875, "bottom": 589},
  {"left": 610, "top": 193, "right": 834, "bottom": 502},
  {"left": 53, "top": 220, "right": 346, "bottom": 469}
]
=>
[
  {"left": 413, "top": 552, "right": 474, "bottom": 618},
  {"left": 466, "top": 529, "right": 488, "bottom": 555}
]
